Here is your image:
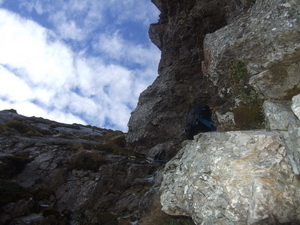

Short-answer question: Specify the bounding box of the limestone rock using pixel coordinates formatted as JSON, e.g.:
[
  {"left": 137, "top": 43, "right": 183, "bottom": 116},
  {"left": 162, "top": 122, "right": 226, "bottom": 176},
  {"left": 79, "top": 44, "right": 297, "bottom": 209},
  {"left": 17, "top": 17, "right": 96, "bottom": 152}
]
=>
[
  {"left": 263, "top": 100, "right": 299, "bottom": 131},
  {"left": 263, "top": 99, "right": 300, "bottom": 175},
  {"left": 160, "top": 131, "right": 300, "bottom": 225},
  {"left": 292, "top": 94, "right": 300, "bottom": 121},
  {"left": 202, "top": 0, "right": 300, "bottom": 100}
]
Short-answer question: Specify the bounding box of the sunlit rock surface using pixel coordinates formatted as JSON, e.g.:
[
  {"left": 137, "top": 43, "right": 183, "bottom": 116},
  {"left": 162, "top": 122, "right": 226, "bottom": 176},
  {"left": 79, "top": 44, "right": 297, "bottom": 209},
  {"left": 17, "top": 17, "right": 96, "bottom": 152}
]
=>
[
  {"left": 203, "top": 0, "right": 300, "bottom": 99},
  {"left": 160, "top": 130, "right": 300, "bottom": 225},
  {"left": 161, "top": 98, "right": 300, "bottom": 224},
  {"left": 292, "top": 94, "right": 300, "bottom": 120},
  {"left": 263, "top": 100, "right": 300, "bottom": 175}
]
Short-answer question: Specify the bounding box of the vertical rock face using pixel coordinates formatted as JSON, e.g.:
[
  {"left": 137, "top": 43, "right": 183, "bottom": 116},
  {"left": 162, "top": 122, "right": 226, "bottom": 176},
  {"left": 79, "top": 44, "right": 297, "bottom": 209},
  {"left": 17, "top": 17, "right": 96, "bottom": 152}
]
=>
[
  {"left": 126, "top": 0, "right": 256, "bottom": 157},
  {"left": 127, "top": 0, "right": 300, "bottom": 156},
  {"left": 147, "top": 0, "right": 300, "bottom": 224},
  {"left": 203, "top": 0, "right": 300, "bottom": 100}
]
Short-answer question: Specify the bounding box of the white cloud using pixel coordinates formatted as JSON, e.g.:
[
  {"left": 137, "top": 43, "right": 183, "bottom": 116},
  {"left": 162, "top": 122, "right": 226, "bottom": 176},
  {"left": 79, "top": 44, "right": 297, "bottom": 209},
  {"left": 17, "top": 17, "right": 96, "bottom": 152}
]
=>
[
  {"left": 95, "top": 30, "right": 160, "bottom": 68},
  {"left": 18, "top": 0, "right": 159, "bottom": 42},
  {"left": 97, "top": 31, "right": 125, "bottom": 59},
  {"left": 0, "top": 10, "right": 75, "bottom": 88},
  {"left": 0, "top": 1, "right": 160, "bottom": 131},
  {"left": 50, "top": 12, "right": 86, "bottom": 41},
  {"left": 0, "top": 98, "right": 86, "bottom": 125},
  {"left": 0, "top": 66, "right": 32, "bottom": 101}
]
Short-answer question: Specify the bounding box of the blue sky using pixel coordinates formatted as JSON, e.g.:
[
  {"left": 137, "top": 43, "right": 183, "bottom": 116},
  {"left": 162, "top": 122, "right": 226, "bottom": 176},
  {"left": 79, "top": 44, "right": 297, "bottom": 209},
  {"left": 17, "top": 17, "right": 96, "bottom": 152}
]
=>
[{"left": 0, "top": 0, "right": 160, "bottom": 131}]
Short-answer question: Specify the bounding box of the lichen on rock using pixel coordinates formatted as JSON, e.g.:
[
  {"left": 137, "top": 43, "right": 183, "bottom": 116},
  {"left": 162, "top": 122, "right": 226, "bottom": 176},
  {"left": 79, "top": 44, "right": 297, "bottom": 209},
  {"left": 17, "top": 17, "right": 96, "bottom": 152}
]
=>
[{"left": 160, "top": 130, "right": 300, "bottom": 225}]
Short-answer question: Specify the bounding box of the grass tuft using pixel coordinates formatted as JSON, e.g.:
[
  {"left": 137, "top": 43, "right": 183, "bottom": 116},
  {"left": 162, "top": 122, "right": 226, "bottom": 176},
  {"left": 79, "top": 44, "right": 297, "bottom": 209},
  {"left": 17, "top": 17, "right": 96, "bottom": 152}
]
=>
[{"left": 68, "top": 150, "right": 106, "bottom": 171}]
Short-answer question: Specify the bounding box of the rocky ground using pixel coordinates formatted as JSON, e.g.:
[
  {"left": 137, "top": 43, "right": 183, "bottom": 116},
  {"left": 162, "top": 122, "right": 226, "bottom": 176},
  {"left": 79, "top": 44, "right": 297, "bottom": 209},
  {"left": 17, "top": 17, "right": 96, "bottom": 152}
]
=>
[{"left": 0, "top": 109, "right": 170, "bottom": 225}]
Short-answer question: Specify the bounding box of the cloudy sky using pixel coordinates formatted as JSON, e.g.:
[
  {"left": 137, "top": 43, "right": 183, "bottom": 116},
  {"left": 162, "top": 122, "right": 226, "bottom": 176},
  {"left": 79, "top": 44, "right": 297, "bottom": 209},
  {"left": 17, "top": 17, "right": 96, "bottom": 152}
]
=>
[{"left": 0, "top": 0, "right": 160, "bottom": 131}]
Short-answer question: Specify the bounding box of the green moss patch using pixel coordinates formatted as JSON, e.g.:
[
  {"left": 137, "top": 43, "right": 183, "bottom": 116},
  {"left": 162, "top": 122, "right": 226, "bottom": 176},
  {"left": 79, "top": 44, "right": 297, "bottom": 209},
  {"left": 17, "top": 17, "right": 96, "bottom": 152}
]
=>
[
  {"left": 229, "top": 61, "right": 249, "bottom": 86},
  {"left": 3, "top": 120, "right": 40, "bottom": 136},
  {"left": 233, "top": 102, "right": 264, "bottom": 130},
  {"left": 68, "top": 150, "right": 106, "bottom": 171}
]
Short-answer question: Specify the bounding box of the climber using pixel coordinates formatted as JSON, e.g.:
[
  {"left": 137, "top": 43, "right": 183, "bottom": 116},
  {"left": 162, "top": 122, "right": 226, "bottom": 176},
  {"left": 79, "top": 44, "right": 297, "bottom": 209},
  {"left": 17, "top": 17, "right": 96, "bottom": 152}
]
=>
[{"left": 185, "top": 104, "right": 217, "bottom": 140}]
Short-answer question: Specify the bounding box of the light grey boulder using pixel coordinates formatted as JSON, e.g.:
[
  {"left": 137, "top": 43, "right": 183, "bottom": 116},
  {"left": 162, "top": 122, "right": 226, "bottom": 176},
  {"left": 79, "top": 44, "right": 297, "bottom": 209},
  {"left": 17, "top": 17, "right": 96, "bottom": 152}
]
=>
[
  {"left": 160, "top": 131, "right": 300, "bottom": 225},
  {"left": 263, "top": 100, "right": 299, "bottom": 131},
  {"left": 263, "top": 100, "right": 300, "bottom": 175},
  {"left": 292, "top": 94, "right": 300, "bottom": 121}
]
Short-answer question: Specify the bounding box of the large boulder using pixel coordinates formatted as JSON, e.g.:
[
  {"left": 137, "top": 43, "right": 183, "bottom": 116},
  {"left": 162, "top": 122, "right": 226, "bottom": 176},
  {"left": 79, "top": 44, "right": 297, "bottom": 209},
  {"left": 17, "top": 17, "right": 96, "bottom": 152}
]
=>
[
  {"left": 127, "top": 0, "right": 300, "bottom": 156},
  {"left": 160, "top": 130, "right": 300, "bottom": 225},
  {"left": 160, "top": 98, "right": 300, "bottom": 224}
]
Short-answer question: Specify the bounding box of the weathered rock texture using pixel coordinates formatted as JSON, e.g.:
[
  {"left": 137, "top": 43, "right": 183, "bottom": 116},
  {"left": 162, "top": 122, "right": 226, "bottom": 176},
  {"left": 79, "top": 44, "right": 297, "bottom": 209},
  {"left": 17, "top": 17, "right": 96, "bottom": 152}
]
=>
[
  {"left": 264, "top": 99, "right": 300, "bottom": 175},
  {"left": 127, "top": 0, "right": 300, "bottom": 158},
  {"left": 0, "top": 110, "right": 159, "bottom": 224},
  {"left": 2, "top": 0, "right": 300, "bottom": 224},
  {"left": 148, "top": 0, "right": 300, "bottom": 224},
  {"left": 202, "top": 0, "right": 300, "bottom": 123},
  {"left": 126, "top": 0, "right": 258, "bottom": 157},
  {"left": 161, "top": 96, "right": 300, "bottom": 225},
  {"left": 160, "top": 129, "right": 300, "bottom": 225},
  {"left": 160, "top": 97, "right": 300, "bottom": 224}
]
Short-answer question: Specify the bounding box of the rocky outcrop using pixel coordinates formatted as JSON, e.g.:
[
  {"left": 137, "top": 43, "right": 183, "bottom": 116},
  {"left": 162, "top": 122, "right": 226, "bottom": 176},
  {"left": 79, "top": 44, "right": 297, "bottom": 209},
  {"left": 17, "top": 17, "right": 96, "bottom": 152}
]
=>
[
  {"left": 161, "top": 130, "right": 300, "bottom": 225},
  {"left": 127, "top": 0, "right": 300, "bottom": 158},
  {"left": 203, "top": 0, "right": 300, "bottom": 91},
  {"left": 0, "top": 110, "right": 158, "bottom": 224},
  {"left": 2, "top": 0, "right": 300, "bottom": 224},
  {"left": 160, "top": 99, "right": 300, "bottom": 225},
  {"left": 126, "top": 0, "right": 258, "bottom": 158},
  {"left": 202, "top": 0, "right": 300, "bottom": 125},
  {"left": 152, "top": 0, "right": 300, "bottom": 224}
]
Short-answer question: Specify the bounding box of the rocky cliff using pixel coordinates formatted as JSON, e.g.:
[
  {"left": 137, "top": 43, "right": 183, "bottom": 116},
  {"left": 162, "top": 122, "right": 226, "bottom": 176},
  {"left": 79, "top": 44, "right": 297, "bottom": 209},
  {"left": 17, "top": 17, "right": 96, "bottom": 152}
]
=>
[
  {"left": 127, "top": 0, "right": 300, "bottom": 224},
  {"left": 1, "top": 0, "right": 300, "bottom": 224},
  {"left": 0, "top": 109, "right": 161, "bottom": 224},
  {"left": 127, "top": 0, "right": 300, "bottom": 158},
  {"left": 126, "top": 0, "right": 261, "bottom": 158}
]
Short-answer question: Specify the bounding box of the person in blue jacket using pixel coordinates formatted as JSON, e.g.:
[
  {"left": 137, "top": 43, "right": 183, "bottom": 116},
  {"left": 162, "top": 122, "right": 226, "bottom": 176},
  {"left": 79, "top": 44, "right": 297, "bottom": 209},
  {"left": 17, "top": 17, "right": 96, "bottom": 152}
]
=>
[{"left": 185, "top": 104, "right": 217, "bottom": 140}]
